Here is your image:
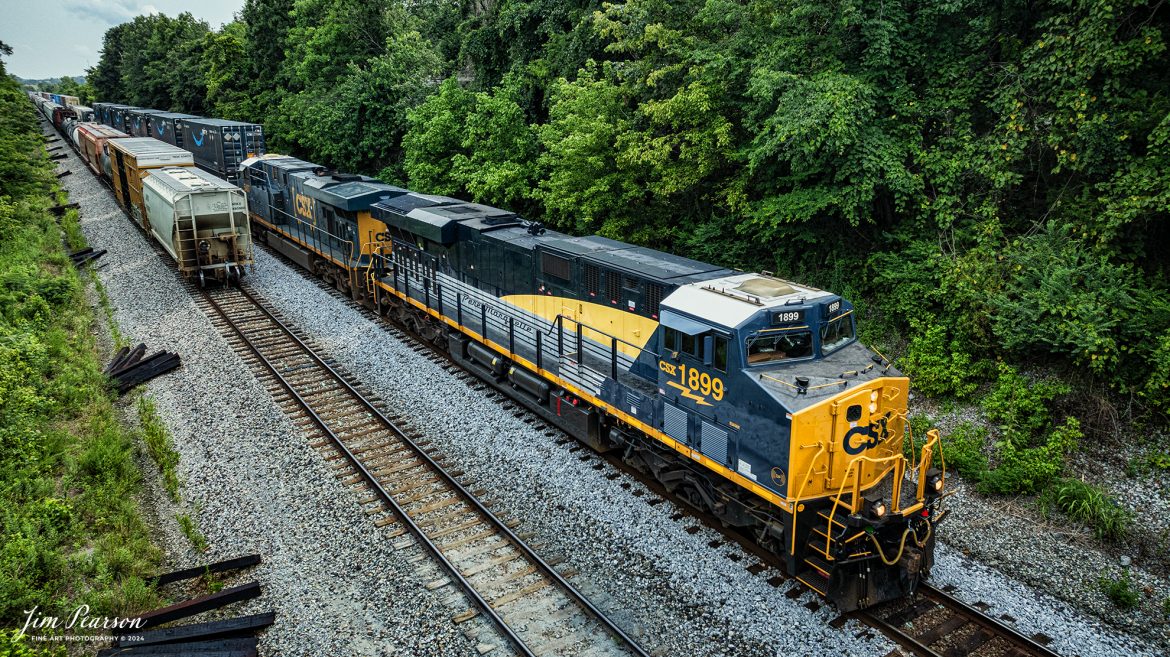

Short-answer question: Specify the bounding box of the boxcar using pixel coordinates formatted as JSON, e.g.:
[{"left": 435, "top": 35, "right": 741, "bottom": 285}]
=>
[{"left": 74, "top": 123, "right": 127, "bottom": 175}]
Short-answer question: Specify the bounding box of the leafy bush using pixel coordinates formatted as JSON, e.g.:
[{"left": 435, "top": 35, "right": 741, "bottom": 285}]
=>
[
  {"left": 982, "top": 363, "right": 1070, "bottom": 440},
  {"left": 900, "top": 322, "right": 985, "bottom": 398},
  {"left": 942, "top": 422, "right": 990, "bottom": 479},
  {"left": 1100, "top": 569, "right": 1141, "bottom": 610},
  {"left": 1151, "top": 451, "right": 1170, "bottom": 471},
  {"left": 979, "top": 417, "right": 1081, "bottom": 495},
  {"left": 1040, "top": 478, "right": 1132, "bottom": 541},
  {"left": 991, "top": 230, "right": 1144, "bottom": 374}
]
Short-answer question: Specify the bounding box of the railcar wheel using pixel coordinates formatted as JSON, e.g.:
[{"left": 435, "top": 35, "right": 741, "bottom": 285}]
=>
[{"left": 198, "top": 270, "right": 206, "bottom": 289}]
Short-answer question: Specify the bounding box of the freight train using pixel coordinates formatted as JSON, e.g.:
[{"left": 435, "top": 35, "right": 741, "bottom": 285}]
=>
[
  {"left": 35, "top": 94, "right": 253, "bottom": 285},
  {"left": 57, "top": 94, "right": 949, "bottom": 611},
  {"left": 239, "top": 154, "right": 949, "bottom": 610}
]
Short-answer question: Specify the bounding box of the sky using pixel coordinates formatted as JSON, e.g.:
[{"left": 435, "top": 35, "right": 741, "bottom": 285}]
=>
[{"left": 1, "top": 0, "right": 243, "bottom": 79}]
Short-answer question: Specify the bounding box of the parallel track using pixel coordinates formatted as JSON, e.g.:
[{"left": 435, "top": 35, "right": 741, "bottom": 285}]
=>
[
  {"left": 40, "top": 110, "right": 1072, "bottom": 657},
  {"left": 193, "top": 283, "right": 649, "bottom": 657},
  {"left": 253, "top": 245, "right": 1074, "bottom": 657}
]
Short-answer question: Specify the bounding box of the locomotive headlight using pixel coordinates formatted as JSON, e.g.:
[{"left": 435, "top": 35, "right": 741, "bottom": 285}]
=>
[
  {"left": 926, "top": 467, "right": 944, "bottom": 494},
  {"left": 863, "top": 492, "right": 887, "bottom": 519}
]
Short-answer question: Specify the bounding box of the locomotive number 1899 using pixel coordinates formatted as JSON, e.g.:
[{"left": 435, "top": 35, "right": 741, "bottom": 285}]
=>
[{"left": 659, "top": 360, "right": 725, "bottom": 403}]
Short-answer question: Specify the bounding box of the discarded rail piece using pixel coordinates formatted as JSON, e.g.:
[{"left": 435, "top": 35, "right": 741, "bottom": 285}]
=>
[
  {"left": 103, "top": 555, "right": 270, "bottom": 656},
  {"left": 69, "top": 247, "right": 106, "bottom": 267},
  {"left": 105, "top": 343, "right": 181, "bottom": 395},
  {"left": 152, "top": 554, "right": 262, "bottom": 587}
]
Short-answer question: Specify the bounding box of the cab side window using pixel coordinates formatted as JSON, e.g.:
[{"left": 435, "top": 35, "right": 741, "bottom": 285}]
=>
[
  {"left": 663, "top": 327, "right": 679, "bottom": 352},
  {"left": 713, "top": 336, "right": 728, "bottom": 372},
  {"left": 681, "top": 333, "right": 702, "bottom": 359}
]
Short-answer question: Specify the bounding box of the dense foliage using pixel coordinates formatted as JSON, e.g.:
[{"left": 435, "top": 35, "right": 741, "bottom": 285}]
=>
[
  {"left": 84, "top": 1, "right": 1170, "bottom": 482},
  {"left": 0, "top": 53, "right": 161, "bottom": 643}
]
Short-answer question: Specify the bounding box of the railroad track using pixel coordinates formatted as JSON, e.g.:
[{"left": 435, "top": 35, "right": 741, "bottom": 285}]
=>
[
  {"left": 47, "top": 115, "right": 1074, "bottom": 657},
  {"left": 254, "top": 244, "right": 1076, "bottom": 657},
  {"left": 194, "top": 283, "right": 649, "bottom": 657},
  {"left": 857, "top": 583, "right": 1062, "bottom": 657}
]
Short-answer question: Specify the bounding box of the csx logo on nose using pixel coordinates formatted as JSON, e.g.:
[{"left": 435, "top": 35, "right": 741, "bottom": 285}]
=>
[{"left": 843, "top": 411, "right": 892, "bottom": 455}]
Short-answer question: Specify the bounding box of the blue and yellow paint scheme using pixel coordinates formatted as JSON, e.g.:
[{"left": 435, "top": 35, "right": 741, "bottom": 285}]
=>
[{"left": 239, "top": 154, "right": 947, "bottom": 611}]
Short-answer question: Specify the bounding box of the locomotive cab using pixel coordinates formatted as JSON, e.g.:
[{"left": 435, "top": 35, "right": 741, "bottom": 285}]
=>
[{"left": 659, "top": 273, "right": 947, "bottom": 610}]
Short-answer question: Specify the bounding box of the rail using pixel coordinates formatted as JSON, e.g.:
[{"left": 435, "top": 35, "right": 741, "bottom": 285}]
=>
[
  {"left": 199, "top": 283, "right": 650, "bottom": 657},
  {"left": 858, "top": 583, "right": 1064, "bottom": 657}
]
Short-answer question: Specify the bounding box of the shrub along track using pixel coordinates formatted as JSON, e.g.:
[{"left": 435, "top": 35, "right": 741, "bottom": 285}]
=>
[
  {"left": 256, "top": 244, "right": 1071, "bottom": 657},
  {"left": 194, "top": 282, "right": 650, "bottom": 657}
]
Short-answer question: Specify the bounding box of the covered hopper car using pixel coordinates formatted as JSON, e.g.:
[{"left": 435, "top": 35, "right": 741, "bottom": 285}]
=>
[{"left": 142, "top": 166, "right": 253, "bottom": 285}]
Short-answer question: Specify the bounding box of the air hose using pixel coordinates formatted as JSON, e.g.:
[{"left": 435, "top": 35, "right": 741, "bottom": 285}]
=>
[{"left": 868, "top": 519, "right": 933, "bottom": 566}]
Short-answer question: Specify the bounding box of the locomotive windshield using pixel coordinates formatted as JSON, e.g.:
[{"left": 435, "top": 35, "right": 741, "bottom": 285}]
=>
[
  {"left": 820, "top": 313, "right": 855, "bottom": 354},
  {"left": 746, "top": 330, "right": 813, "bottom": 364}
]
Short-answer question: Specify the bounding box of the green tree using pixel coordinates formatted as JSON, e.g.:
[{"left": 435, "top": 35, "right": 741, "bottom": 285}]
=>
[{"left": 203, "top": 21, "right": 251, "bottom": 120}]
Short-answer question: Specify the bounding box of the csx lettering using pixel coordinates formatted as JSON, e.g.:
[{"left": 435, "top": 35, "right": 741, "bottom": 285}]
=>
[
  {"left": 661, "top": 361, "right": 725, "bottom": 402},
  {"left": 294, "top": 193, "right": 314, "bottom": 219},
  {"left": 843, "top": 412, "right": 892, "bottom": 455}
]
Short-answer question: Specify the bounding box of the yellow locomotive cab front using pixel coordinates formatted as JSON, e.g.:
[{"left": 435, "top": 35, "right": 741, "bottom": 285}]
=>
[{"left": 788, "top": 377, "right": 910, "bottom": 502}]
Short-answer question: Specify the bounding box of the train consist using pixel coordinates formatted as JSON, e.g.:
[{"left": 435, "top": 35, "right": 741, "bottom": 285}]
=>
[
  {"left": 34, "top": 93, "right": 253, "bottom": 285},
  {"left": 42, "top": 92, "right": 948, "bottom": 611},
  {"left": 240, "top": 153, "right": 949, "bottom": 610}
]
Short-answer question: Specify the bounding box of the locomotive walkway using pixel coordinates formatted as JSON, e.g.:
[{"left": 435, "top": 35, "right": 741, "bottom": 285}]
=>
[{"left": 194, "top": 283, "right": 650, "bottom": 657}]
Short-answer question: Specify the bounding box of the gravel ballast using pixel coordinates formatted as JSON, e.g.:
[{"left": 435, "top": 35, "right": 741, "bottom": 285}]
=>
[
  {"left": 51, "top": 115, "right": 1164, "bottom": 656},
  {"left": 53, "top": 133, "right": 481, "bottom": 656},
  {"left": 248, "top": 247, "right": 1163, "bottom": 657}
]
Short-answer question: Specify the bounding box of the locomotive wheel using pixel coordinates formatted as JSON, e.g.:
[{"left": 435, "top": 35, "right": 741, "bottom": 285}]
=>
[{"left": 677, "top": 482, "right": 711, "bottom": 513}]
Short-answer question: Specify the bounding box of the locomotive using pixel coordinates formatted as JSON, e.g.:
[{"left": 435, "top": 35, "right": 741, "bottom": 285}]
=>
[
  {"left": 69, "top": 92, "right": 949, "bottom": 610},
  {"left": 239, "top": 154, "right": 949, "bottom": 611}
]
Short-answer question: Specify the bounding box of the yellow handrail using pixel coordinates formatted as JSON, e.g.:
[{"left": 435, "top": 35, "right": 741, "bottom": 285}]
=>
[
  {"left": 821, "top": 427, "right": 943, "bottom": 559},
  {"left": 824, "top": 453, "right": 906, "bottom": 557},
  {"left": 915, "top": 429, "right": 943, "bottom": 499},
  {"left": 789, "top": 441, "right": 826, "bottom": 555}
]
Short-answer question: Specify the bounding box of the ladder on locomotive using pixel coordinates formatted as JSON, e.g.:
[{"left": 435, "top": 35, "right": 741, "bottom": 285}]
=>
[{"left": 796, "top": 496, "right": 874, "bottom": 597}]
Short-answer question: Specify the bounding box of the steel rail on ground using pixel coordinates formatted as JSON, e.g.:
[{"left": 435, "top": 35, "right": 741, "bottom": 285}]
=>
[{"left": 202, "top": 284, "right": 651, "bottom": 657}]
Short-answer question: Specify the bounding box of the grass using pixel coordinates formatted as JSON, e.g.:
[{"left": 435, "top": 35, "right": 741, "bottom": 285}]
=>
[
  {"left": 176, "top": 513, "right": 208, "bottom": 552},
  {"left": 0, "top": 73, "right": 163, "bottom": 647},
  {"left": 90, "top": 270, "right": 126, "bottom": 348},
  {"left": 1039, "top": 477, "right": 1133, "bottom": 542},
  {"left": 1099, "top": 569, "right": 1141, "bottom": 610},
  {"left": 138, "top": 396, "right": 181, "bottom": 501}
]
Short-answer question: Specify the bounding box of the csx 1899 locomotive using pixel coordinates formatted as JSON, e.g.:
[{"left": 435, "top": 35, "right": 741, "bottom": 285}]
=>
[{"left": 241, "top": 153, "right": 948, "bottom": 611}]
